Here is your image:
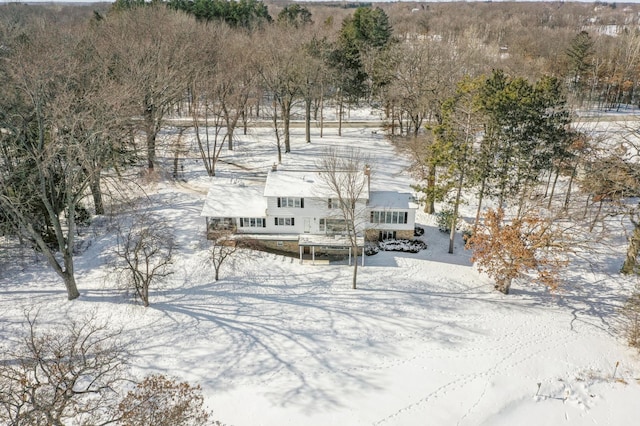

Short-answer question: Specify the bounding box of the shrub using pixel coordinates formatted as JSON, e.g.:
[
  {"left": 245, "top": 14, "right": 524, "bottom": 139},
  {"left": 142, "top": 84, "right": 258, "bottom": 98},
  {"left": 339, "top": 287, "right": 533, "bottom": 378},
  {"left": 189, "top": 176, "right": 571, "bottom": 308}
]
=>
[
  {"left": 364, "top": 244, "right": 380, "bottom": 256},
  {"left": 378, "top": 239, "right": 427, "bottom": 253},
  {"left": 436, "top": 209, "right": 455, "bottom": 233},
  {"left": 622, "top": 289, "right": 640, "bottom": 352}
]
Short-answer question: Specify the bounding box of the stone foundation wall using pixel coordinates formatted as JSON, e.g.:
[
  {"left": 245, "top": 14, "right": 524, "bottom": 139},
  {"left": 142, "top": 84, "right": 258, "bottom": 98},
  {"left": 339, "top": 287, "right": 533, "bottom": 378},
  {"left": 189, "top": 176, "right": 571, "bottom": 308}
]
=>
[
  {"left": 366, "top": 229, "right": 415, "bottom": 241},
  {"left": 256, "top": 239, "right": 300, "bottom": 254},
  {"left": 396, "top": 230, "right": 414, "bottom": 240}
]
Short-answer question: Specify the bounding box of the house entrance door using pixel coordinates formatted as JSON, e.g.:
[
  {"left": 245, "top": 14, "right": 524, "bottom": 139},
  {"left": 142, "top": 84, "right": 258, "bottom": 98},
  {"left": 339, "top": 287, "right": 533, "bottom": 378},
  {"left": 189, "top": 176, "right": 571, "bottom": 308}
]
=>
[{"left": 304, "top": 218, "right": 311, "bottom": 233}]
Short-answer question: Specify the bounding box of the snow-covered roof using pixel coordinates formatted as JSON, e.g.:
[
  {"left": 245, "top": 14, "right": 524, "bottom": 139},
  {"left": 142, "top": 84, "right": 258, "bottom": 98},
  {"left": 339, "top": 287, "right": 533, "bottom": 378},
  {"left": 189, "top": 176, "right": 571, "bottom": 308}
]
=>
[
  {"left": 299, "top": 234, "right": 365, "bottom": 248},
  {"left": 368, "top": 191, "right": 419, "bottom": 210},
  {"left": 264, "top": 169, "right": 369, "bottom": 199},
  {"left": 201, "top": 179, "right": 267, "bottom": 218}
]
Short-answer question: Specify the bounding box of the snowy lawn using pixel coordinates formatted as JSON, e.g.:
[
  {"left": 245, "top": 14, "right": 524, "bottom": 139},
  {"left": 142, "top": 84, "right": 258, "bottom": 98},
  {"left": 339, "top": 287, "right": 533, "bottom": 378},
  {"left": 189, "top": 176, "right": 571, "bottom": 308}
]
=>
[{"left": 1, "top": 119, "right": 640, "bottom": 425}]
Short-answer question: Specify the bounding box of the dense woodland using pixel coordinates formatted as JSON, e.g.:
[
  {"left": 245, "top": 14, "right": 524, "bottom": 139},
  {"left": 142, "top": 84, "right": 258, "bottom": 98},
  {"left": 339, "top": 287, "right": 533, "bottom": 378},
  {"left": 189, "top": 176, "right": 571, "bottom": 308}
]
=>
[{"left": 2, "top": 0, "right": 640, "bottom": 297}]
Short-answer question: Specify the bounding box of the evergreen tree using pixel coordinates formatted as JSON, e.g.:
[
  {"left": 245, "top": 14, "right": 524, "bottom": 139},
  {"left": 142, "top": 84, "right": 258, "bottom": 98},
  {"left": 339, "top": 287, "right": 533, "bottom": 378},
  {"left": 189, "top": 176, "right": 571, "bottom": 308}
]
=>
[
  {"left": 566, "top": 30, "right": 594, "bottom": 100},
  {"left": 430, "top": 77, "right": 485, "bottom": 253},
  {"left": 277, "top": 4, "right": 312, "bottom": 28},
  {"left": 166, "top": 0, "right": 272, "bottom": 28},
  {"left": 329, "top": 6, "right": 393, "bottom": 106}
]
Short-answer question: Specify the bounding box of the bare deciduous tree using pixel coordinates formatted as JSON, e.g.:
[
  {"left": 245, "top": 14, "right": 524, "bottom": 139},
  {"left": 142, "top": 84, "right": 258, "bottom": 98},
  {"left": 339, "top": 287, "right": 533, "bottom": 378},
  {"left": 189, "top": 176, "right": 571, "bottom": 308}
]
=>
[
  {"left": 99, "top": 6, "right": 198, "bottom": 171},
  {"left": 115, "top": 215, "right": 174, "bottom": 307},
  {"left": 0, "top": 311, "right": 128, "bottom": 426},
  {"left": 210, "top": 230, "right": 249, "bottom": 282},
  {"left": 0, "top": 20, "right": 128, "bottom": 300},
  {"left": 116, "top": 374, "right": 216, "bottom": 426},
  {"left": 0, "top": 312, "right": 223, "bottom": 425},
  {"left": 317, "top": 147, "right": 369, "bottom": 289}
]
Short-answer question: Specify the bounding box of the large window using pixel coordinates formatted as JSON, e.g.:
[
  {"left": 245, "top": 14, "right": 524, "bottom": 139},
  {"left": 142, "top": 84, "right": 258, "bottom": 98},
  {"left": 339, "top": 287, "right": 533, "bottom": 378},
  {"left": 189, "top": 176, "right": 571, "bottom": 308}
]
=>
[
  {"left": 277, "top": 197, "right": 304, "bottom": 208},
  {"left": 325, "top": 218, "right": 347, "bottom": 233},
  {"left": 208, "top": 217, "right": 235, "bottom": 230},
  {"left": 379, "top": 231, "right": 396, "bottom": 241},
  {"left": 239, "top": 218, "right": 265, "bottom": 228},
  {"left": 370, "top": 211, "right": 408, "bottom": 224},
  {"left": 274, "top": 217, "right": 295, "bottom": 226}
]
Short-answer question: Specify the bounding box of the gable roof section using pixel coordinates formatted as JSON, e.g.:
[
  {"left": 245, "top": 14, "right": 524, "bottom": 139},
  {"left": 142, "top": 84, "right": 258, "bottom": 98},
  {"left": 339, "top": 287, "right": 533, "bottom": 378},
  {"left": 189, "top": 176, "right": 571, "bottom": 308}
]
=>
[
  {"left": 201, "top": 179, "right": 267, "bottom": 218},
  {"left": 368, "top": 191, "right": 419, "bottom": 210},
  {"left": 264, "top": 169, "right": 369, "bottom": 199}
]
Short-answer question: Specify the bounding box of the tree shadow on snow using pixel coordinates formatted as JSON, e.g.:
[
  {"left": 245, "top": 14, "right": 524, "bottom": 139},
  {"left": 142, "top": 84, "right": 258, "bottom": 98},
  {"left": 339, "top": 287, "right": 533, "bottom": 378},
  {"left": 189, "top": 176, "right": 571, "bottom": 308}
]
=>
[{"left": 142, "top": 270, "right": 478, "bottom": 414}]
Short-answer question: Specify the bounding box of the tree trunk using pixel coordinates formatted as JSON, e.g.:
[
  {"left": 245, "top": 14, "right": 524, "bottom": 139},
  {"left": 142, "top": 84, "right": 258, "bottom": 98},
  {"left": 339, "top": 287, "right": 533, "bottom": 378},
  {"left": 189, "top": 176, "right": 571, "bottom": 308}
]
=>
[
  {"left": 63, "top": 208, "right": 80, "bottom": 301},
  {"left": 352, "top": 250, "right": 358, "bottom": 290},
  {"left": 547, "top": 169, "right": 560, "bottom": 210},
  {"left": 495, "top": 277, "right": 512, "bottom": 294},
  {"left": 90, "top": 171, "right": 104, "bottom": 216},
  {"left": 142, "top": 284, "right": 149, "bottom": 307},
  {"left": 227, "top": 125, "right": 234, "bottom": 151},
  {"left": 305, "top": 97, "right": 312, "bottom": 144},
  {"left": 173, "top": 128, "right": 185, "bottom": 180},
  {"left": 242, "top": 108, "right": 248, "bottom": 135},
  {"left": 474, "top": 178, "right": 487, "bottom": 232},
  {"left": 391, "top": 103, "right": 396, "bottom": 136},
  {"left": 423, "top": 165, "right": 436, "bottom": 214},
  {"left": 25, "top": 219, "right": 80, "bottom": 301},
  {"left": 589, "top": 199, "right": 604, "bottom": 232},
  {"left": 273, "top": 100, "right": 282, "bottom": 164},
  {"left": 563, "top": 163, "right": 578, "bottom": 211},
  {"left": 283, "top": 100, "right": 291, "bottom": 153},
  {"left": 146, "top": 131, "right": 156, "bottom": 171},
  {"left": 63, "top": 267, "right": 80, "bottom": 301},
  {"left": 622, "top": 221, "right": 640, "bottom": 274},
  {"left": 144, "top": 104, "right": 158, "bottom": 171},
  {"left": 319, "top": 89, "right": 324, "bottom": 138},
  {"left": 449, "top": 170, "right": 465, "bottom": 254},
  {"left": 338, "top": 94, "right": 343, "bottom": 137}
]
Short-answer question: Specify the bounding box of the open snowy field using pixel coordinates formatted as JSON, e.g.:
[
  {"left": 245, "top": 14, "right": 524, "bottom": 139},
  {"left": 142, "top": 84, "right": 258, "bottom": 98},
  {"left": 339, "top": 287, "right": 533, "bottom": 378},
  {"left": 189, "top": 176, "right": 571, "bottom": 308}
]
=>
[{"left": 2, "top": 115, "right": 640, "bottom": 425}]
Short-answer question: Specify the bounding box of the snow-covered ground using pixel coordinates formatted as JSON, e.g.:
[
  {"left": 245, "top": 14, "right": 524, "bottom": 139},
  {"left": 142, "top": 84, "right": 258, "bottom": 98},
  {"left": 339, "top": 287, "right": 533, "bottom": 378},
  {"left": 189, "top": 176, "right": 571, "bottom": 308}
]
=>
[{"left": 1, "top": 114, "right": 640, "bottom": 426}]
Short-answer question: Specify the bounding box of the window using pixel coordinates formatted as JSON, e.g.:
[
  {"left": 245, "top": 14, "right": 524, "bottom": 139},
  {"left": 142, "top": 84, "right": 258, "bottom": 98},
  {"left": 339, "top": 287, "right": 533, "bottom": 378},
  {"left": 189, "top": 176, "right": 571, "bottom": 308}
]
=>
[
  {"left": 209, "top": 217, "right": 235, "bottom": 230},
  {"left": 328, "top": 198, "right": 337, "bottom": 209},
  {"left": 274, "top": 217, "right": 295, "bottom": 226},
  {"left": 239, "top": 218, "right": 265, "bottom": 228},
  {"left": 326, "top": 219, "right": 347, "bottom": 233},
  {"left": 318, "top": 218, "right": 343, "bottom": 234},
  {"left": 277, "top": 197, "right": 304, "bottom": 208},
  {"left": 379, "top": 231, "right": 396, "bottom": 241},
  {"left": 370, "top": 211, "right": 408, "bottom": 224}
]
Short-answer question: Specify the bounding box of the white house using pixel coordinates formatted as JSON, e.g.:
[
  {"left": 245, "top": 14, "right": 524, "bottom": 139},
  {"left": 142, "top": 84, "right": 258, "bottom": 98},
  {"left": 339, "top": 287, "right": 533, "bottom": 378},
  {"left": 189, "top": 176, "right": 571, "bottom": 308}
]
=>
[{"left": 200, "top": 166, "right": 418, "bottom": 260}]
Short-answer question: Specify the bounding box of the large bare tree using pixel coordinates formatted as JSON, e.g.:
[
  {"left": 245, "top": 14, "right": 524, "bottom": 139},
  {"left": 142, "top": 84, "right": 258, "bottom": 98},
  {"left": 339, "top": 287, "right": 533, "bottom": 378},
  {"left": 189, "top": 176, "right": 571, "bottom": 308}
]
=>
[
  {"left": 317, "top": 147, "right": 369, "bottom": 289},
  {"left": 99, "top": 6, "right": 198, "bottom": 171},
  {"left": 256, "top": 24, "right": 309, "bottom": 158},
  {"left": 115, "top": 215, "right": 175, "bottom": 307},
  {"left": 0, "top": 312, "right": 128, "bottom": 425},
  {"left": 0, "top": 20, "right": 129, "bottom": 300}
]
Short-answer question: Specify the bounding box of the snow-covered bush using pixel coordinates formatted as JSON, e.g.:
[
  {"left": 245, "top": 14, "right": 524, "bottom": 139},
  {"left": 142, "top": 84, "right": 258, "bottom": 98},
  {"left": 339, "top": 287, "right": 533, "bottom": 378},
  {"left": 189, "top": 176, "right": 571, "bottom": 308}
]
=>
[
  {"left": 364, "top": 244, "right": 380, "bottom": 256},
  {"left": 378, "top": 239, "right": 427, "bottom": 253}
]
